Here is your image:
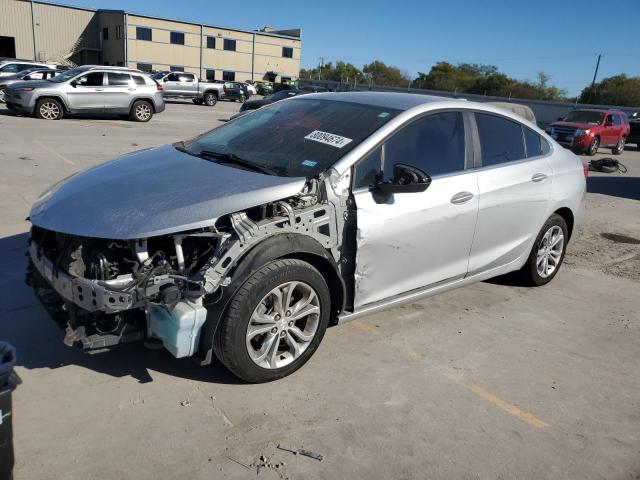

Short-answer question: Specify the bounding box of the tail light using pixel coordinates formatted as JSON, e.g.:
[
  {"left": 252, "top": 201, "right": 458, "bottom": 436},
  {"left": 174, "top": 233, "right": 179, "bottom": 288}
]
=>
[
  {"left": 156, "top": 83, "right": 163, "bottom": 92},
  {"left": 582, "top": 161, "right": 589, "bottom": 178},
  {"left": 223, "top": 85, "right": 228, "bottom": 93}
]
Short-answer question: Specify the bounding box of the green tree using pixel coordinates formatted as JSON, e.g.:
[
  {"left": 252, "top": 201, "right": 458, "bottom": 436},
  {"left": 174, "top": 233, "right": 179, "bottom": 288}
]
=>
[
  {"left": 578, "top": 74, "right": 640, "bottom": 106},
  {"left": 362, "top": 61, "right": 411, "bottom": 87}
]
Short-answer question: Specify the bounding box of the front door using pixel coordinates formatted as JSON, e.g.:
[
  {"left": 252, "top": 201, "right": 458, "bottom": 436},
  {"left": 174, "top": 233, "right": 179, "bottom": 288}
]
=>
[
  {"left": 67, "top": 72, "right": 105, "bottom": 110},
  {"left": 163, "top": 73, "right": 182, "bottom": 95},
  {"left": 467, "top": 113, "right": 553, "bottom": 274},
  {"left": 352, "top": 111, "right": 479, "bottom": 308}
]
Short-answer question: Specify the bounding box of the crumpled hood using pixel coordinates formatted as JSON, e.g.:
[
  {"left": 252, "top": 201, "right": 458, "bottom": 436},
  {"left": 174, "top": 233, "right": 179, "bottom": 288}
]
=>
[{"left": 30, "top": 145, "right": 307, "bottom": 239}]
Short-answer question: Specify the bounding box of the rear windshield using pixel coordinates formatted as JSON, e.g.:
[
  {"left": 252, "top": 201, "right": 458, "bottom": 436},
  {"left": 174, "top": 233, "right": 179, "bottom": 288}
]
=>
[
  {"left": 183, "top": 98, "right": 401, "bottom": 177},
  {"left": 563, "top": 111, "right": 604, "bottom": 125}
]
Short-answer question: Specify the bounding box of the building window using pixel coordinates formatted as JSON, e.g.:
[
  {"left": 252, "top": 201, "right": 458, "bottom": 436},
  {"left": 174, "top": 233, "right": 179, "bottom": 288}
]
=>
[
  {"left": 136, "top": 27, "right": 152, "bottom": 41},
  {"left": 102, "top": 28, "right": 109, "bottom": 41},
  {"left": 206, "top": 36, "right": 216, "bottom": 49},
  {"left": 206, "top": 69, "right": 215, "bottom": 81},
  {"left": 170, "top": 65, "right": 184, "bottom": 72},
  {"left": 116, "top": 25, "right": 123, "bottom": 39},
  {"left": 137, "top": 63, "right": 152, "bottom": 72},
  {"left": 170, "top": 31, "right": 185, "bottom": 45},
  {"left": 223, "top": 39, "right": 236, "bottom": 51},
  {"left": 222, "top": 70, "right": 235, "bottom": 81},
  {"left": 282, "top": 47, "right": 293, "bottom": 58}
]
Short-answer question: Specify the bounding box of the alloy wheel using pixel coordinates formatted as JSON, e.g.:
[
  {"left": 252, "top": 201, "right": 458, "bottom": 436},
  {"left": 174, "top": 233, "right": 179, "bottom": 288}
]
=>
[
  {"left": 536, "top": 225, "right": 564, "bottom": 278},
  {"left": 39, "top": 101, "right": 60, "bottom": 120},
  {"left": 246, "top": 281, "right": 320, "bottom": 369},
  {"left": 135, "top": 103, "right": 152, "bottom": 121}
]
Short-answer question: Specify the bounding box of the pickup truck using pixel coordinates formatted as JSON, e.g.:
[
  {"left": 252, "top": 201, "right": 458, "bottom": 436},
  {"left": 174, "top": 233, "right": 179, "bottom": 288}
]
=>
[{"left": 151, "top": 71, "right": 224, "bottom": 106}]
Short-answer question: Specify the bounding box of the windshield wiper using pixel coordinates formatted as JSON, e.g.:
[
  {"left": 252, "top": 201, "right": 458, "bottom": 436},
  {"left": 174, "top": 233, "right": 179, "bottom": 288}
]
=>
[{"left": 198, "top": 150, "right": 275, "bottom": 175}]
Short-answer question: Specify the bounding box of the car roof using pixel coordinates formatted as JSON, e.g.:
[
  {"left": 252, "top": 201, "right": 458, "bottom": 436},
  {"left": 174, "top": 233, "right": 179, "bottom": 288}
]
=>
[{"left": 294, "top": 91, "right": 469, "bottom": 111}]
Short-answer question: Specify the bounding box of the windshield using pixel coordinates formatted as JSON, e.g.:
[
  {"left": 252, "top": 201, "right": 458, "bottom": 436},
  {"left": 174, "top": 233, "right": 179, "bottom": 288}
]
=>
[
  {"left": 48, "top": 67, "right": 87, "bottom": 83},
  {"left": 265, "top": 90, "right": 295, "bottom": 102},
  {"left": 183, "top": 98, "right": 401, "bottom": 177},
  {"left": 563, "top": 111, "right": 604, "bottom": 125}
]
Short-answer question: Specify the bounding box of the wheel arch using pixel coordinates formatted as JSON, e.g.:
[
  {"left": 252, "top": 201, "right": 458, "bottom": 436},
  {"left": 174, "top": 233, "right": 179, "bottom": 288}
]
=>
[
  {"left": 197, "top": 233, "right": 345, "bottom": 365},
  {"left": 203, "top": 89, "right": 219, "bottom": 98},
  {"left": 554, "top": 207, "right": 574, "bottom": 240},
  {"left": 128, "top": 96, "right": 156, "bottom": 113},
  {"left": 36, "top": 95, "right": 69, "bottom": 112}
]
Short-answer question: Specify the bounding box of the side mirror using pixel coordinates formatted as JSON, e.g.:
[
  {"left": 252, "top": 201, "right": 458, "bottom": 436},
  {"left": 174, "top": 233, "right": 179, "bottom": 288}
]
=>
[{"left": 372, "top": 163, "right": 431, "bottom": 203}]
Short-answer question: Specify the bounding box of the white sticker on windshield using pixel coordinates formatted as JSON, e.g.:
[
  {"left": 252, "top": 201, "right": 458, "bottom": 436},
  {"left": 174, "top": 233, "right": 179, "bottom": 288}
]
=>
[{"left": 304, "top": 130, "right": 353, "bottom": 149}]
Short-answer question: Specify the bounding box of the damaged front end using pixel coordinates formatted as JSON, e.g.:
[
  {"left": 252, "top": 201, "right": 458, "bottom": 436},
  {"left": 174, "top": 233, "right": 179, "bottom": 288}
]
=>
[{"left": 26, "top": 181, "right": 341, "bottom": 359}]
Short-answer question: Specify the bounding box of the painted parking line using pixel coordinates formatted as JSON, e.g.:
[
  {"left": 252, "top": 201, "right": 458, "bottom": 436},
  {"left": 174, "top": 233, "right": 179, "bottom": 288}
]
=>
[{"left": 34, "top": 140, "right": 76, "bottom": 166}]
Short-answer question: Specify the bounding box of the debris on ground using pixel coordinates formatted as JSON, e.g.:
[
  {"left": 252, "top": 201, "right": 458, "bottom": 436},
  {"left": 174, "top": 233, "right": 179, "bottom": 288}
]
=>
[
  {"left": 277, "top": 444, "right": 324, "bottom": 462},
  {"left": 226, "top": 455, "right": 251, "bottom": 470},
  {"left": 253, "top": 454, "right": 287, "bottom": 478},
  {"left": 179, "top": 400, "right": 191, "bottom": 407}
]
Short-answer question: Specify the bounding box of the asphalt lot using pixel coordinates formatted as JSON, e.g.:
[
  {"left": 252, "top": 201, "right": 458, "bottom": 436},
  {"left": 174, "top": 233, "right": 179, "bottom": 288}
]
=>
[{"left": 0, "top": 100, "right": 639, "bottom": 480}]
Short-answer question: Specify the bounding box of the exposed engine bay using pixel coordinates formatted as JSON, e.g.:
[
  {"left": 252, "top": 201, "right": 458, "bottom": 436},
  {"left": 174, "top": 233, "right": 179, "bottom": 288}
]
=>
[{"left": 27, "top": 178, "right": 346, "bottom": 359}]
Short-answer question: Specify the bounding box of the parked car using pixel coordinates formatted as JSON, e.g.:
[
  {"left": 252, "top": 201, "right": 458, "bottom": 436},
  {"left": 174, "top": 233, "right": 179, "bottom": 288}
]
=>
[
  {"left": 151, "top": 71, "right": 224, "bottom": 106},
  {"left": 0, "top": 60, "right": 56, "bottom": 78},
  {"left": 299, "top": 85, "right": 329, "bottom": 93},
  {"left": 222, "top": 82, "right": 249, "bottom": 102},
  {"left": 272, "top": 82, "right": 296, "bottom": 93},
  {"left": 230, "top": 89, "right": 306, "bottom": 119},
  {"left": 4, "top": 65, "right": 165, "bottom": 121},
  {"left": 254, "top": 81, "right": 273, "bottom": 95},
  {"left": 627, "top": 112, "right": 640, "bottom": 150},
  {"left": 243, "top": 81, "right": 257, "bottom": 95},
  {"left": 546, "top": 109, "right": 630, "bottom": 156},
  {"left": 0, "top": 68, "right": 62, "bottom": 103},
  {"left": 26, "top": 93, "right": 585, "bottom": 383}
]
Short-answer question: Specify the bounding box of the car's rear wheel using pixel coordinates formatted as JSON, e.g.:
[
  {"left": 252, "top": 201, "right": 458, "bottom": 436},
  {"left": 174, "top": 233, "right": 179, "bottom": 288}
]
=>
[
  {"left": 35, "top": 98, "right": 63, "bottom": 120},
  {"left": 0, "top": 88, "right": 5, "bottom": 103},
  {"left": 586, "top": 136, "right": 599, "bottom": 156},
  {"left": 214, "top": 259, "right": 331, "bottom": 383},
  {"left": 612, "top": 136, "right": 625, "bottom": 155},
  {"left": 203, "top": 93, "right": 217, "bottom": 106},
  {"left": 130, "top": 100, "right": 153, "bottom": 122},
  {"left": 517, "top": 214, "right": 568, "bottom": 286}
]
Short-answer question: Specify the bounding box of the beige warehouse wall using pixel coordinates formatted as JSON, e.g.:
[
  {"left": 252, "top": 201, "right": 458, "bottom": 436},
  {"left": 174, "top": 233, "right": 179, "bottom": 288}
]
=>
[
  {"left": 0, "top": 0, "right": 35, "bottom": 60},
  {"left": 34, "top": 1, "right": 98, "bottom": 62}
]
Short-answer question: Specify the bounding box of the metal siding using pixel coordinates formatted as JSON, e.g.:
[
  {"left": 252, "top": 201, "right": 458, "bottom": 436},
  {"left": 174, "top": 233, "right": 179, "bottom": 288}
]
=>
[{"left": 0, "top": 0, "right": 35, "bottom": 59}]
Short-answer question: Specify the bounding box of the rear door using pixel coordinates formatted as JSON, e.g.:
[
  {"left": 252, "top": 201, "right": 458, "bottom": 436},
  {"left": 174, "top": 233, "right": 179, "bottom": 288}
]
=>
[
  {"left": 467, "top": 113, "right": 552, "bottom": 274},
  {"left": 352, "top": 111, "right": 479, "bottom": 307},
  {"left": 67, "top": 71, "right": 105, "bottom": 110},
  {"left": 104, "top": 72, "right": 133, "bottom": 110}
]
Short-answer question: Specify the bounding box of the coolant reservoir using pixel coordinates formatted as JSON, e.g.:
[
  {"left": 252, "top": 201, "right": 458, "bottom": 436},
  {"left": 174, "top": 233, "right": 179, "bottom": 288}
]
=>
[{"left": 148, "top": 300, "right": 207, "bottom": 358}]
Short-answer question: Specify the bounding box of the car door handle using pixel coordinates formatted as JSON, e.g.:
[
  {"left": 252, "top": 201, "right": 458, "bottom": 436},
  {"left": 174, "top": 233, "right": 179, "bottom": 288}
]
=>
[
  {"left": 450, "top": 191, "right": 475, "bottom": 204},
  {"left": 128, "top": 88, "right": 136, "bottom": 91},
  {"left": 94, "top": 88, "right": 104, "bottom": 91},
  {"left": 531, "top": 173, "right": 548, "bottom": 182}
]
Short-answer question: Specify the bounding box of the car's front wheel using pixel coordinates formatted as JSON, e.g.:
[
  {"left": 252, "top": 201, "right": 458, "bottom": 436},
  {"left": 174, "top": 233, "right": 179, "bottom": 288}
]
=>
[
  {"left": 517, "top": 214, "right": 568, "bottom": 286},
  {"left": 612, "top": 136, "right": 625, "bottom": 155},
  {"left": 214, "top": 259, "right": 331, "bottom": 383},
  {"left": 130, "top": 100, "right": 153, "bottom": 122},
  {"left": 35, "top": 98, "right": 63, "bottom": 120},
  {"left": 586, "top": 136, "right": 599, "bottom": 156}
]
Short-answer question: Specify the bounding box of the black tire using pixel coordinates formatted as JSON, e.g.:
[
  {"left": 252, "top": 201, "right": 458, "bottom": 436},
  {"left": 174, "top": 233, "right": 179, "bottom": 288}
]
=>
[
  {"left": 239, "top": 95, "right": 246, "bottom": 104},
  {"left": 192, "top": 98, "right": 203, "bottom": 105},
  {"left": 612, "top": 136, "right": 625, "bottom": 155},
  {"left": 130, "top": 100, "right": 153, "bottom": 122},
  {"left": 35, "top": 98, "right": 63, "bottom": 120},
  {"left": 516, "top": 214, "right": 569, "bottom": 287},
  {"left": 586, "top": 136, "right": 599, "bottom": 156},
  {"left": 203, "top": 92, "right": 217, "bottom": 107},
  {"left": 214, "top": 259, "right": 331, "bottom": 383}
]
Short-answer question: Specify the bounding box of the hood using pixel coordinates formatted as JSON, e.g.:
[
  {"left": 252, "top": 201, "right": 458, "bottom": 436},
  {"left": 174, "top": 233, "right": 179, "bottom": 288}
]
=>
[
  {"left": 243, "top": 99, "right": 268, "bottom": 110},
  {"left": 6, "top": 79, "right": 51, "bottom": 91},
  {"left": 30, "top": 145, "right": 307, "bottom": 239},
  {"left": 550, "top": 121, "right": 599, "bottom": 129}
]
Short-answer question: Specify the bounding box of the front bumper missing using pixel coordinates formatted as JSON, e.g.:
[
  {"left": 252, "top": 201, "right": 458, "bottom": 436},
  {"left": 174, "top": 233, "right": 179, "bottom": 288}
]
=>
[{"left": 29, "top": 241, "right": 135, "bottom": 314}]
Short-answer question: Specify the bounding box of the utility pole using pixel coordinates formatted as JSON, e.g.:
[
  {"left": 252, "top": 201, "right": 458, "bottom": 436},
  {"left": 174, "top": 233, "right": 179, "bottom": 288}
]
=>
[
  {"left": 318, "top": 57, "right": 324, "bottom": 81},
  {"left": 587, "top": 53, "right": 602, "bottom": 104}
]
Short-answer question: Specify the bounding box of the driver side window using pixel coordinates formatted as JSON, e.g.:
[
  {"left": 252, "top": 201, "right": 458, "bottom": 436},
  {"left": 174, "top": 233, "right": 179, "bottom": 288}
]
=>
[{"left": 352, "top": 111, "right": 466, "bottom": 189}]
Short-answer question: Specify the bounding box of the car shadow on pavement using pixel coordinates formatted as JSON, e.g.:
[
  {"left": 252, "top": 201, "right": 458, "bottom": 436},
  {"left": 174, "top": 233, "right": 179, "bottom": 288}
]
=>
[
  {"left": 0, "top": 232, "right": 243, "bottom": 385},
  {"left": 587, "top": 176, "right": 640, "bottom": 201}
]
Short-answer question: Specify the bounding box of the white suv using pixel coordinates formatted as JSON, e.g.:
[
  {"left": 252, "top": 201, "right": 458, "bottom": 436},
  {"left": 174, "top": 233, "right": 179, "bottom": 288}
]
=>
[{"left": 0, "top": 60, "right": 55, "bottom": 78}]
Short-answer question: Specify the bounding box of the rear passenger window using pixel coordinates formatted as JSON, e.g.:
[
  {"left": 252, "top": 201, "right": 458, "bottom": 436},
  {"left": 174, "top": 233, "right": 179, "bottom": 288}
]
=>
[
  {"left": 524, "top": 128, "right": 543, "bottom": 157},
  {"left": 133, "top": 75, "right": 146, "bottom": 86},
  {"left": 613, "top": 115, "right": 621, "bottom": 126},
  {"left": 475, "top": 113, "right": 526, "bottom": 166},
  {"left": 107, "top": 72, "right": 131, "bottom": 86},
  {"left": 384, "top": 111, "right": 466, "bottom": 179}
]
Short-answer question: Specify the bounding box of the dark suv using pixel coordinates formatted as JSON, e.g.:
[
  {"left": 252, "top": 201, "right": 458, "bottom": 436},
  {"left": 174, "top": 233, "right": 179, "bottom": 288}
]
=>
[{"left": 546, "top": 109, "right": 630, "bottom": 155}]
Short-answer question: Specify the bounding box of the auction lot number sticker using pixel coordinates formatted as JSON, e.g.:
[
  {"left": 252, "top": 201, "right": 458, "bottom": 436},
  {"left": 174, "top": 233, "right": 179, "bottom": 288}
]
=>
[{"left": 304, "top": 130, "right": 353, "bottom": 148}]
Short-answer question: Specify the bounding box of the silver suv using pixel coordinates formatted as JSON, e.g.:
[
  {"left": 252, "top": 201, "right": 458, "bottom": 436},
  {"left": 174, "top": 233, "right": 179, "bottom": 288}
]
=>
[{"left": 4, "top": 65, "right": 165, "bottom": 121}]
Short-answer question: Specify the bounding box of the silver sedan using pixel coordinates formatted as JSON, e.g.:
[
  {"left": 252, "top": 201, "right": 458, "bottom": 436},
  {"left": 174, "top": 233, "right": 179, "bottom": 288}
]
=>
[{"left": 27, "top": 92, "right": 586, "bottom": 382}]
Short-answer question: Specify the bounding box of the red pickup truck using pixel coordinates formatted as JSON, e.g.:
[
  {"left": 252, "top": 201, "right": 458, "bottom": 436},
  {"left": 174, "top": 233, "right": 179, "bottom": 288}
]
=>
[{"left": 546, "top": 109, "right": 630, "bottom": 156}]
